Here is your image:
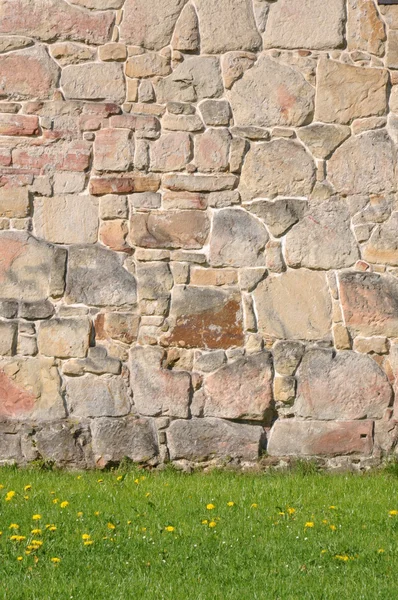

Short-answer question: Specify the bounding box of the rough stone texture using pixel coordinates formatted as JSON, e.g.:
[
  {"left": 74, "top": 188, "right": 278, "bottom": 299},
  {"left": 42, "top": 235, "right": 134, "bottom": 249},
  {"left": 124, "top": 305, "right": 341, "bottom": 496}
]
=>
[
  {"left": 61, "top": 63, "right": 125, "bottom": 104},
  {"left": 91, "top": 417, "right": 158, "bottom": 466},
  {"left": 130, "top": 211, "right": 210, "bottom": 249},
  {"left": 65, "top": 374, "right": 130, "bottom": 418},
  {"left": 38, "top": 318, "right": 90, "bottom": 358},
  {"left": 0, "top": 45, "right": 59, "bottom": 100},
  {"left": 246, "top": 198, "right": 307, "bottom": 238},
  {"left": 120, "top": 0, "right": 186, "bottom": 50},
  {"left": 34, "top": 196, "right": 98, "bottom": 244},
  {"left": 347, "top": 0, "right": 386, "bottom": 57},
  {"left": 297, "top": 124, "right": 350, "bottom": 159},
  {"left": 363, "top": 212, "right": 398, "bottom": 266},
  {"left": 93, "top": 129, "right": 134, "bottom": 172},
  {"left": 171, "top": 3, "right": 200, "bottom": 52},
  {"left": 155, "top": 57, "right": 223, "bottom": 103}
]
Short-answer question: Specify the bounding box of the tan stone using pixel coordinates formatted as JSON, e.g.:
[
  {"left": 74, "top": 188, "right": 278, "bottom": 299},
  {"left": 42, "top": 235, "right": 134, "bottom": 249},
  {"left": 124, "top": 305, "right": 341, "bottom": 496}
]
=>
[
  {"left": 272, "top": 341, "right": 304, "bottom": 376},
  {"left": 190, "top": 268, "right": 238, "bottom": 287},
  {"left": 297, "top": 123, "right": 350, "bottom": 159},
  {"left": 94, "top": 129, "right": 134, "bottom": 172},
  {"left": 150, "top": 132, "right": 191, "bottom": 172},
  {"left": 120, "top": 0, "right": 186, "bottom": 50},
  {"left": 162, "top": 173, "right": 237, "bottom": 193},
  {"left": 38, "top": 318, "right": 90, "bottom": 359},
  {"left": 69, "top": 0, "right": 124, "bottom": 8},
  {"left": 0, "top": 45, "right": 59, "bottom": 101},
  {"left": 100, "top": 195, "right": 128, "bottom": 220},
  {"left": 267, "top": 419, "right": 373, "bottom": 457},
  {"left": 254, "top": 270, "right": 332, "bottom": 340},
  {"left": 273, "top": 376, "right": 296, "bottom": 403},
  {"left": 353, "top": 336, "right": 389, "bottom": 355},
  {"left": 352, "top": 116, "right": 386, "bottom": 136},
  {"left": 347, "top": 0, "right": 386, "bottom": 57},
  {"left": 315, "top": 59, "right": 388, "bottom": 124},
  {"left": 204, "top": 352, "right": 273, "bottom": 421},
  {"left": 162, "top": 113, "right": 204, "bottom": 132},
  {"left": 155, "top": 57, "right": 223, "bottom": 103},
  {"left": 221, "top": 52, "right": 256, "bottom": 89},
  {"left": 198, "top": 100, "right": 231, "bottom": 127},
  {"left": 194, "top": 129, "right": 231, "bottom": 172},
  {"left": 110, "top": 114, "right": 160, "bottom": 139},
  {"left": 387, "top": 31, "right": 398, "bottom": 69},
  {"left": 65, "top": 374, "right": 130, "bottom": 418},
  {"left": 95, "top": 312, "right": 139, "bottom": 345},
  {"left": 163, "top": 191, "right": 206, "bottom": 211},
  {"left": 99, "top": 43, "right": 127, "bottom": 62},
  {"left": 130, "top": 211, "right": 210, "bottom": 249},
  {"left": 126, "top": 79, "right": 139, "bottom": 103},
  {"left": 99, "top": 220, "right": 130, "bottom": 252},
  {"left": 34, "top": 196, "right": 98, "bottom": 244},
  {"left": 240, "top": 140, "right": 315, "bottom": 200},
  {"left": 246, "top": 198, "right": 307, "bottom": 238},
  {"left": 0, "top": 188, "right": 30, "bottom": 218},
  {"left": 0, "top": 321, "right": 17, "bottom": 356},
  {"left": 228, "top": 56, "right": 315, "bottom": 128},
  {"left": 126, "top": 53, "right": 171, "bottom": 78},
  {"left": 50, "top": 42, "right": 96, "bottom": 66},
  {"left": 0, "top": 36, "right": 33, "bottom": 54},
  {"left": 363, "top": 212, "right": 398, "bottom": 266},
  {"left": 136, "top": 262, "right": 173, "bottom": 301},
  {"left": 263, "top": 0, "right": 345, "bottom": 50},
  {"left": 171, "top": 3, "right": 200, "bottom": 52},
  {"left": 333, "top": 324, "right": 351, "bottom": 350},
  {"left": 195, "top": 0, "right": 261, "bottom": 54},
  {"left": 0, "top": 114, "right": 39, "bottom": 136},
  {"left": 90, "top": 174, "right": 160, "bottom": 196},
  {"left": 61, "top": 63, "right": 125, "bottom": 104}
]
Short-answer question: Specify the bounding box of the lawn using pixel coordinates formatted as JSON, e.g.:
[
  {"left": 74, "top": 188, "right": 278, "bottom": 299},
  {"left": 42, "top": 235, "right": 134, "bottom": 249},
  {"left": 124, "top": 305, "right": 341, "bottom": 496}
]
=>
[{"left": 0, "top": 465, "right": 398, "bottom": 600}]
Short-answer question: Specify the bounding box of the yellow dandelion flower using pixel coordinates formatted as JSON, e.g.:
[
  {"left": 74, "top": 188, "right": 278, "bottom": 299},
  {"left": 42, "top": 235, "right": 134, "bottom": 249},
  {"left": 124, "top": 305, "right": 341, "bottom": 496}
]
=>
[
  {"left": 31, "top": 540, "right": 43, "bottom": 546},
  {"left": 127, "top": 520, "right": 132, "bottom": 525},
  {"left": 378, "top": 548, "right": 385, "bottom": 554},
  {"left": 51, "top": 557, "right": 61, "bottom": 564},
  {"left": 77, "top": 475, "right": 82, "bottom": 480},
  {"left": 321, "top": 550, "right": 327, "bottom": 555},
  {"left": 94, "top": 511, "right": 100, "bottom": 517},
  {"left": 389, "top": 510, "right": 398, "bottom": 516},
  {"left": 134, "top": 478, "right": 139, "bottom": 484},
  {"left": 330, "top": 525, "right": 337, "bottom": 531},
  {"left": 329, "top": 506, "right": 337, "bottom": 510},
  {"left": 97, "top": 479, "right": 103, "bottom": 484},
  {"left": 84, "top": 540, "right": 94, "bottom": 546},
  {"left": 206, "top": 503, "right": 215, "bottom": 510},
  {"left": 50, "top": 491, "right": 56, "bottom": 495},
  {"left": 141, "top": 527, "right": 147, "bottom": 532},
  {"left": 322, "top": 519, "right": 328, "bottom": 524},
  {"left": 10, "top": 535, "right": 26, "bottom": 542},
  {"left": 48, "top": 526, "right": 57, "bottom": 532},
  {"left": 17, "top": 556, "right": 23, "bottom": 562},
  {"left": 32, "top": 514, "right": 41, "bottom": 521},
  {"left": 305, "top": 522, "right": 314, "bottom": 528},
  {"left": 9, "top": 524, "right": 19, "bottom": 530},
  {"left": 0, "top": 532, "right": 2, "bottom": 536},
  {"left": 31, "top": 529, "right": 41, "bottom": 535},
  {"left": 209, "top": 521, "right": 217, "bottom": 528},
  {"left": 287, "top": 508, "right": 296, "bottom": 515},
  {"left": 335, "top": 554, "right": 349, "bottom": 562},
  {"left": 116, "top": 476, "right": 123, "bottom": 481},
  {"left": 77, "top": 512, "right": 83, "bottom": 518},
  {"left": 24, "top": 485, "right": 31, "bottom": 492},
  {"left": 107, "top": 523, "right": 116, "bottom": 530},
  {"left": 227, "top": 502, "right": 235, "bottom": 507},
  {"left": 202, "top": 519, "right": 208, "bottom": 525},
  {"left": 251, "top": 503, "right": 258, "bottom": 509},
  {"left": 34, "top": 556, "right": 39, "bottom": 564},
  {"left": 0, "top": 484, "right": 3, "bottom": 489},
  {"left": 60, "top": 501, "right": 69, "bottom": 508},
  {"left": 24, "top": 495, "right": 29, "bottom": 500},
  {"left": 145, "top": 492, "right": 150, "bottom": 497},
  {"left": 82, "top": 534, "right": 91, "bottom": 540},
  {"left": 278, "top": 512, "right": 285, "bottom": 516},
  {"left": 53, "top": 499, "right": 59, "bottom": 504},
  {"left": 165, "top": 526, "right": 175, "bottom": 532},
  {"left": 5, "top": 491, "right": 15, "bottom": 501}
]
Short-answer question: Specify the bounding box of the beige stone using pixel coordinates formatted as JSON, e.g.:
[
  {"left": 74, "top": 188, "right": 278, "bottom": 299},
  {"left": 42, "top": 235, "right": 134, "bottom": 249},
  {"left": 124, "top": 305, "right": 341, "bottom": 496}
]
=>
[
  {"left": 162, "top": 113, "right": 204, "bottom": 132},
  {"left": 94, "top": 129, "right": 134, "bottom": 172},
  {"left": 130, "top": 211, "right": 210, "bottom": 250},
  {"left": 0, "top": 188, "right": 30, "bottom": 218},
  {"left": 34, "top": 196, "right": 98, "bottom": 244},
  {"left": 273, "top": 376, "right": 296, "bottom": 404},
  {"left": 99, "top": 220, "right": 130, "bottom": 252},
  {"left": 99, "top": 43, "right": 127, "bottom": 62},
  {"left": 69, "top": 0, "right": 124, "bottom": 8},
  {"left": 297, "top": 123, "right": 350, "bottom": 159},
  {"left": 65, "top": 374, "right": 130, "bottom": 418},
  {"left": 272, "top": 341, "right": 304, "bottom": 376},
  {"left": 0, "top": 45, "right": 59, "bottom": 101},
  {"left": 228, "top": 56, "right": 314, "bottom": 128},
  {"left": 171, "top": 3, "right": 200, "bottom": 52},
  {"left": 0, "top": 322, "right": 17, "bottom": 356},
  {"left": 120, "top": 0, "right": 186, "bottom": 50},
  {"left": 0, "top": 36, "right": 33, "bottom": 54},
  {"left": 347, "top": 0, "right": 386, "bottom": 57},
  {"left": 263, "top": 0, "right": 345, "bottom": 50},
  {"left": 246, "top": 198, "right": 307, "bottom": 238},
  {"left": 221, "top": 52, "right": 256, "bottom": 90},
  {"left": 50, "top": 43, "right": 96, "bottom": 66},
  {"left": 333, "top": 324, "right": 351, "bottom": 350},
  {"left": 38, "top": 318, "right": 90, "bottom": 359},
  {"left": 194, "top": 129, "right": 231, "bottom": 172},
  {"left": 354, "top": 336, "right": 389, "bottom": 355},
  {"left": 61, "top": 63, "right": 125, "bottom": 104},
  {"left": 95, "top": 312, "right": 139, "bottom": 345},
  {"left": 163, "top": 173, "right": 237, "bottom": 192},
  {"left": 254, "top": 270, "right": 332, "bottom": 340},
  {"left": 190, "top": 268, "right": 237, "bottom": 287},
  {"left": 363, "top": 212, "right": 398, "bottom": 266},
  {"left": 100, "top": 195, "right": 128, "bottom": 220},
  {"left": 155, "top": 57, "right": 223, "bottom": 103},
  {"left": 387, "top": 31, "right": 398, "bottom": 69},
  {"left": 136, "top": 262, "right": 173, "bottom": 301},
  {"left": 150, "top": 132, "right": 191, "bottom": 172},
  {"left": 126, "top": 53, "right": 171, "bottom": 78}
]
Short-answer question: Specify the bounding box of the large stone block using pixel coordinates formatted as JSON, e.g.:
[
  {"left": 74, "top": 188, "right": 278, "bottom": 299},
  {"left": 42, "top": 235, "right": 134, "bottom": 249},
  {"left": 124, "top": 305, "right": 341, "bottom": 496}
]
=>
[
  {"left": 130, "top": 211, "right": 210, "bottom": 249},
  {"left": 120, "top": 0, "right": 186, "bottom": 50},
  {"left": 168, "top": 418, "right": 264, "bottom": 462},
  {"left": 339, "top": 271, "right": 398, "bottom": 337},
  {"left": 296, "top": 123, "right": 350, "bottom": 160},
  {"left": 91, "top": 417, "right": 158, "bottom": 466},
  {"left": 66, "top": 245, "right": 137, "bottom": 306},
  {"left": 295, "top": 349, "right": 392, "bottom": 420},
  {"left": 38, "top": 318, "right": 91, "bottom": 359},
  {"left": 34, "top": 196, "right": 98, "bottom": 244},
  {"left": 129, "top": 346, "right": 190, "bottom": 418},
  {"left": 166, "top": 286, "right": 244, "bottom": 350},
  {"left": 0, "top": 357, "right": 64, "bottom": 420},
  {"left": 315, "top": 59, "right": 388, "bottom": 125},
  {"left": 0, "top": 422, "right": 23, "bottom": 464},
  {"left": 347, "top": 0, "right": 386, "bottom": 57},
  {"left": 136, "top": 262, "right": 173, "bottom": 301},
  {"left": 0, "top": 114, "right": 39, "bottom": 136},
  {"left": 150, "top": 132, "right": 191, "bottom": 172},
  {"left": 0, "top": 45, "right": 59, "bottom": 100},
  {"left": 363, "top": 212, "right": 398, "bottom": 266},
  {"left": 204, "top": 352, "right": 273, "bottom": 422},
  {"left": 171, "top": 3, "right": 200, "bottom": 52},
  {"left": 254, "top": 270, "right": 332, "bottom": 340},
  {"left": 263, "top": 0, "right": 345, "bottom": 50},
  {"left": 209, "top": 208, "right": 268, "bottom": 267},
  {"left": 61, "top": 63, "right": 125, "bottom": 104},
  {"left": 65, "top": 374, "right": 131, "bottom": 417},
  {"left": 246, "top": 198, "right": 307, "bottom": 238},
  {"left": 34, "top": 422, "right": 89, "bottom": 469},
  {"left": 155, "top": 57, "right": 223, "bottom": 103},
  {"left": 267, "top": 419, "right": 373, "bottom": 457},
  {"left": 194, "top": 128, "right": 231, "bottom": 172},
  {"left": 93, "top": 129, "right": 134, "bottom": 172},
  {"left": 194, "top": 0, "right": 261, "bottom": 54},
  {"left": 228, "top": 56, "right": 314, "bottom": 128},
  {"left": 162, "top": 173, "right": 237, "bottom": 193},
  {"left": 0, "top": 188, "right": 30, "bottom": 219},
  {"left": 240, "top": 140, "right": 315, "bottom": 200}
]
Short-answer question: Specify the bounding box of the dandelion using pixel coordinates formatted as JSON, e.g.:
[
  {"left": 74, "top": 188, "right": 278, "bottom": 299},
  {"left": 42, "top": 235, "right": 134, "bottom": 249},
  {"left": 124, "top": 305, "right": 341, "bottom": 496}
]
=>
[
  {"left": 24, "top": 496, "right": 29, "bottom": 500},
  {"left": 84, "top": 540, "right": 94, "bottom": 546},
  {"left": 305, "top": 522, "right": 314, "bottom": 528},
  {"left": 0, "top": 532, "right": 2, "bottom": 536},
  {"left": 60, "top": 501, "right": 69, "bottom": 509},
  {"left": 107, "top": 523, "right": 116, "bottom": 530},
  {"left": 82, "top": 534, "right": 91, "bottom": 540},
  {"left": 31, "top": 540, "right": 43, "bottom": 547},
  {"left": 227, "top": 502, "right": 235, "bottom": 507},
  {"left": 134, "top": 479, "right": 139, "bottom": 484},
  {"left": 31, "top": 529, "right": 42, "bottom": 535},
  {"left": 77, "top": 512, "right": 83, "bottom": 518},
  {"left": 116, "top": 476, "right": 123, "bottom": 482},
  {"left": 330, "top": 525, "right": 337, "bottom": 531},
  {"left": 17, "top": 556, "right": 23, "bottom": 562},
  {"left": 53, "top": 499, "right": 59, "bottom": 504},
  {"left": 202, "top": 520, "right": 208, "bottom": 525},
  {"left": 329, "top": 506, "right": 337, "bottom": 510},
  {"left": 10, "top": 535, "right": 26, "bottom": 542},
  {"left": 206, "top": 504, "right": 215, "bottom": 510},
  {"left": 278, "top": 512, "right": 285, "bottom": 516},
  {"left": 287, "top": 508, "right": 296, "bottom": 515},
  {"left": 378, "top": 549, "right": 385, "bottom": 554},
  {"left": 127, "top": 520, "right": 132, "bottom": 525},
  {"left": 250, "top": 503, "right": 258, "bottom": 509},
  {"left": 97, "top": 479, "right": 103, "bottom": 484},
  {"left": 5, "top": 491, "right": 15, "bottom": 501},
  {"left": 321, "top": 550, "right": 327, "bottom": 555},
  {"left": 9, "top": 524, "right": 19, "bottom": 530},
  {"left": 32, "top": 514, "right": 41, "bottom": 521},
  {"left": 145, "top": 493, "right": 150, "bottom": 498},
  {"left": 48, "top": 526, "right": 57, "bottom": 532},
  {"left": 51, "top": 557, "right": 61, "bottom": 564},
  {"left": 209, "top": 521, "right": 217, "bottom": 528},
  {"left": 141, "top": 527, "right": 147, "bottom": 532},
  {"left": 165, "top": 526, "right": 175, "bottom": 532},
  {"left": 94, "top": 511, "right": 100, "bottom": 517},
  {"left": 322, "top": 519, "right": 328, "bottom": 524},
  {"left": 335, "top": 554, "right": 349, "bottom": 562},
  {"left": 24, "top": 485, "right": 31, "bottom": 492},
  {"left": 0, "top": 484, "right": 3, "bottom": 490},
  {"left": 389, "top": 510, "right": 398, "bottom": 516}
]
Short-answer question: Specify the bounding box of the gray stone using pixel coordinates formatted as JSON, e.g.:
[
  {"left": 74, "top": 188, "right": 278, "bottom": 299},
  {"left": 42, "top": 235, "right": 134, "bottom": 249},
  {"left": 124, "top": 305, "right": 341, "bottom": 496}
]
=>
[
  {"left": 0, "top": 422, "right": 23, "bottom": 464},
  {"left": 171, "top": 3, "right": 200, "bottom": 52},
  {"left": 246, "top": 198, "right": 307, "bottom": 238},
  {"left": 62, "top": 346, "right": 121, "bottom": 376},
  {"left": 194, "top": 350, "right": 226, "bottom": 373},
  {"left": 198, "top": 100, "right": 231, "bottom": 126},
  {"left": 34, "top": 422, "right": 88, "bottom": 468},
  {"left": 297, "top": 123, "right": 351, "bottom": 159},
  {"left": 0, "top": 321, "right": 17, "bottom": 356},
  {"left": 120, "top": 0, "right": 186, "bottom": 50},
  {"left": 136, "top": 262, "right": 173, "bottom": 301},
  {"left": 272, "top": 341, "right": 305, "bottom": 376},
  {"left": 65, "top": 374, "right": 131, "bottom": 418},
  {"left": 363, "top": 212, "right": 398, "bottom": 266},
  {"left": 155, "top": 57, "right": 223, "bottom": 103}
]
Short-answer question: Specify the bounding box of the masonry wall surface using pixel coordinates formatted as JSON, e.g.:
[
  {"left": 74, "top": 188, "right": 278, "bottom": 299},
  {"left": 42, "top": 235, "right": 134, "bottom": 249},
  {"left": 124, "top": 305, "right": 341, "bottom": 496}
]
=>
[{"left": 0, "top": 0, "right": 398, "bottom": 469}]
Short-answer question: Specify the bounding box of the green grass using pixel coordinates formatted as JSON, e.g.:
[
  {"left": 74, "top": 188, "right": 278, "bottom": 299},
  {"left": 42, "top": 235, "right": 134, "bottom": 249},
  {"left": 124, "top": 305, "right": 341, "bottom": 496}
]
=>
[{"left": 1, "top": 465, "right": 398, "bottom": 599}]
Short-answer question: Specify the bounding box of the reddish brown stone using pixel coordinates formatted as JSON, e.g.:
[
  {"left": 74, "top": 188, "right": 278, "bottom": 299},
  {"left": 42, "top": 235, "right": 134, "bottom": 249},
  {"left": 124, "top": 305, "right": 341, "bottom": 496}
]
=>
[
  {"left": 90, "top": 175, "right": 160, "bottom": 195},
  {"left": 129, "top": 211, "right": 210, "bottom": 249},
  {"left": 95, "top": 312, "right": 140, "bottom": 345},
  {"left": 93, "top": 129, "right": 134, "bottom": 172},
  {"left": 99, "top": 220, "right": 131, "bottom": 253},
  {"left": 0, "top": 148, "right": 12, "bottom": 167},
  {"left": 12, "top": 141, "right": 91, "bottom": 172},
  {"left": 0, "top": 115, "right": 39, "bottom": 136},
  {"left": 0, "top": 369, "right": 35, "bottom": 418},
  {"left": 267, "top": 419, "right": 374, "bottom": 456}
]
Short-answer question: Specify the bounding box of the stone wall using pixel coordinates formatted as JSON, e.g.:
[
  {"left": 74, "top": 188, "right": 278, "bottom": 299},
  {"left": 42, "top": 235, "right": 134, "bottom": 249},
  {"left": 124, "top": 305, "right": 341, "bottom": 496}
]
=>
[{"left": 0, "top": 0, "right": 398, "bottom": 469}]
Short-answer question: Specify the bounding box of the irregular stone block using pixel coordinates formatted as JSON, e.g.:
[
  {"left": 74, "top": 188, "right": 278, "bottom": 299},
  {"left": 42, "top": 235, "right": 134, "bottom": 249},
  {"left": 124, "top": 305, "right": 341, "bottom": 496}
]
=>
[
  {"left": 0, "top": 322, "right": 17, "bottom": 356},
  {"left": 272, "top": 341, "right": 305, "bottom": 376},
  {"left": 0, "top": 357, "right": 64, "bottom": 420},
  {"left": 209, "top": 208, "right": 268, "bottom": 268},
  {"left": 63, "top": 346, "right": 121, "bottom": 376},
  {"left": 34, "top": 196, "right": 98, "bottom": 244},
  {"left": 228, "top": 56, "right": 314, "bottom": 128},
  {"left": 347, "top": 0, "right": 386, "bottom": 57},
  {"left": 155, "top": 57, "right": 223, "bottom": 103},
  {"left": 295, "top": 349, "right": 392, "bottom": 420},
  {"left": 0, "top": 36, "right": 33, "bottom": 54},
  {"left": 136, "top": 262, "right": 173, "bottom": 301},
  {"left": 53, "top": 172, "right": 86, "bottom": 195},
  {"left": 0, "top": 421, "right": 23, "bottom": 463},
  {"left": 195, "top": 0, "right": 261, "bottom": 53},
  {"left": 167, "top": 286, "right": 244, "bottom": 350},
  {"left": 130, "top": 211, "right": 210, "bottom": 249},
  {"left": 126, "top": 52, "right": 171, "bottom": 78},
  {"left": 221, "top": 51, "right": 256, "bottom": 89},
  {"left": 162, "top": 173, "right": 237, "bottom": 192},
  {"left": 198, "top": 100, "right": 231, "bottom": 127},
  {"left": 93, "top": 129, "right": 134, "bottom": 172},
  {"left": 0, "top": 188, "right": 30, "bottom": 218},
  {"left": 110, "top": 114, "right": 160, "bottom": 139},
  {"left": 267, "top": 419, "right": 373, "bottom": 457},
  {"left": 61, "top": 63, "right": 125, "bottom": 104},
  {"left": 168, "top": 418, "right": 264, "bottom": 462},
  {"left": 120, "top": 0, "right": 186, "bottom": 49},
  {"left": 204, "top": 352, "right": 273, "bottom": 422},
  {"left": 50, "top": 42, "right": 97, "bottom": 66},
  {"left": 99, "top": 43, "right": 127, "bottom": 62},
  {"left": 95, "top": 312, "right": 140, "bottom": 345},
  {"left": 13, "top": 140, "right": 91, "bottom": 172},
  {"left": 315, "top": 59, "right": 388, "bottom": 125},
  {"left": 297, "top": 123, "right": 350, "bottom": 159},
  {"left": 246, "top": 198, "right": 307, "bottom": 238},
  {"left": 99, "top": 220, "right": 130, "bottom": 253},
  {"left": 91, "top": 417, "right": 158, "bottom": 466},
  {"left": 65, "top": 374, "right": 130, "bottom": 417},
  {"left": 328, "top": 130, "right": 396, "bottom": 195},
  {"left": 130, "top": 346, "right": 190, "bottom": 418},
  {"left": 0, "top": 45, "right": 60, "bottom": 101},
  {"left": 90, "top": 175, "right": 160, "bottom": 196},
  {"left": 274, "top": 376, "right": 296, "bottom": 404},
  {"left": 66, "top": 245, "right": 137, "bottom": 307},
  {"left": 240, "top": 139, "right": 315, "bottom": 200},
  {"left": 353, "top": 337, "right": 389, "bottom": 355},
  {"left": 339, "top": 271, "right": 398, "bottom": 337},
  {"left": 0, "top": 114, "right": 39, "bottom": 136},
  {"left": 38, "top": 318, "right": 90, "bottom": 359},
  {"left": 363, "top": 212, "right": 398, "bottom": 266},
  {"left": 263, "top": 0, "right": 345, "bottom": 50},
  {"left": 254, "top": 270, "right": 332, "bottom": 340},
  {"left": 171, "top": 3, "right": 200, "bottom": 51},
  {"left": 195, "top": 128, "right": 231, "bottom": 172},
  {"left": 34, "top": 422, "right": 88, "bottom": 468},
  {"left": 150, "top": 132, "right": 191, "bottom": 172}
]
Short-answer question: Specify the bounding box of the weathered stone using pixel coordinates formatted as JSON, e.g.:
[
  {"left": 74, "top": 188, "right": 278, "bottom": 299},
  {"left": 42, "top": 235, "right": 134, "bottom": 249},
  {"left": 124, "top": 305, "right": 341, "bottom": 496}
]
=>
[
  {"left": 63, "top": 346, "right": 121, "bottom": 376},
  {"left": 263, "top": 0, "right": 345, "bottom": 50},
  {"left": 0, "top": 0, "right": 114, "bottom": 44},
  {"left": 168, "top": 418, "right": 263, "bottom": 462},
  {"left": 130, "top": 211, "right": 210, "bottom": 249},
  {"left": 13, "top": 140, "right": 91, "bottom": 173},
  {"left": 120, "top": 0, "right": 186, "bottom": 50},
  {"left": 0, "top": 421, "right": 23, "bottom": 463},
  {"left": 0, "top": 321, "right": 17, "bottom": 356},
  {"left": 171, "top": 4, "right": 200, "bottom": 52},
  {"left": 194, "top": 128, "right": 231, "bottom": 172},
  {"left": 126, "top": 53, "right": 171, "bottom": 78},
  {"left": 138, "top": 80, "right": 155, "bottom": 103},
  {"left": 190, "top": 268, "right": 237, "bottom": 287},
  {"left": 0, "top": 36, "right": 33, "bottom": 54},
  {"left": 198, "top": 100, "right": 231, "bottom": 127},
  {"left": 333, "top": 323, "right": 351, "bottom": 350},
  {"left": 66, "top": 374, "right": 130, "bottom": 418},
  {"left": 246, "top": 198, "right": 307, "bottom": 238},
  {"left": 195, "top": 0, "right": 260, "bottom": 54},
  {"left": 163, "top": 191, "right": 206, "bottom": 211},
  {"left": 285, "top": 201, "right": 359, "bottom": 270},
  {"left": 38, "top": 318, "right": 90, "bottom": 359},
  {"left": 150, "top": 132, "right": 191, "bottom": 172},
  {"left": 363, "top": 212, "right": 398, "bottom": 266},
  {"left": 69, "top": 0, "right": 124, "bottom": 8},
  {"left": 295, "top": 349, "right": 392, "bottom": 420},
  {"left": 194, "top": 350, "right": 226, "bottom": 373},
  {"left": 274, "top": 376, "right": 296, "bottom": 403},
  {"left": 99, "top": 220, "right": 130, "bottom": 252},
  {"left": 208, "top": 190, "right": 240, "bottom": 208},
  {"left": 0, "top": 114, "right": 39, "bottom": 136},
  {"left": 130, "top": 192, "right": 161, "bottom": 210},
  {"left": 50, "top": 42, "right": 96, "bottom": 66},
  {"left": 66, "top": 245, "right": 137, "bottom": 306},
  {"left": 254, "top": 270, "right": 332, "bottom": 340},
  {"left": 228, "top": 56, "right": 315, "bottom": 128},
  {"left": 240, "top": 140, "right": 315, "bottom": 200},
  {"left": 110, "top": 114, "right": 160, "bottom": 139},
  {"left": 136, "top": 262, "right": 173, "bottom": 301},
  {"left": 91, "top": 175, "right": 160, "bottom": 195},
  {"left": 221, "top": 51, "right": 256, "bottom": 89},
  {"left": 315, "top": 59, "right": 388, "bottom": 125},
  {"left": 53, "top": 172, "right": 86, "bottom": 195},
  {"left": 209, "top": 208, "right": 268, "bottom": 268},
  {"left": 0, "top": 45, "right": 59, "bottom": 101},
  {"left": 61, "top": 63, "right": 125, "bottom": 104},
  {"left": 99, "top": 43, "right": 127, "bottom": 62},
  {"left": 0, "top": 231, "right": 66, "bottom": 303},
  {"left": 94, "top": 129, "right": 134, "bottom": 172},
  {"left": 354, "top": 336, "right": 389, "bottom": 355},
  {"left": 328, "top": 130, "right": 396, "bottom": 195},
  {"left": 166, "top": 286, "right": 244, "bottom": 350},
  {"left": 386, "top": 31, "right": 398, "bottom": 69},
  {"left": 19, "top": 300, "right": 54, "bottom": 320},
  {"left": 297, "top": 123, "right": 351, "bottom": 159},
  {"left": 130, "top": 346, "right": 190, "bottom": 418},
  {"left": 91, "top": 417, "right": 158, "bottom": 466},
  {"left": 0, "top": 357, "right": 64, "bottom": 420},
  {"left": 272, "top": 341, "right": 304, "bottom": 376},
  {"left": 34, "top": 196, "right": 98, "bottom": 244},
  {"left": 204, "top": 352, "right": 273, "bottom": 422},
  {"left": 339, "top": 271, "right": 398, "bottom": 337},
  {"left": 267, "top": 419, "right": 373, "bottom": 457},
  {"left": 347, "top": 0, "right": 386, "bottom": 57},
  {"left": 163, "top": 173, "right": 237, "bottom": 193},
  {"left": 162, "top": 113, "right": 204, "bottom": 132},
  {"left": 0, "top": 188, "right": 30, "bottom": 218},
  {"left": 95, "top": 312, "right": 139, "bottom": 345},
  {"left": 34, "top": 422, "right": 88, "bottom": 469},
  {"left": 155, "top": 57, "right": 223, "bottom": 103},
  {"left": 100, "top": 195, "right": 128, "bottom": 220}
]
